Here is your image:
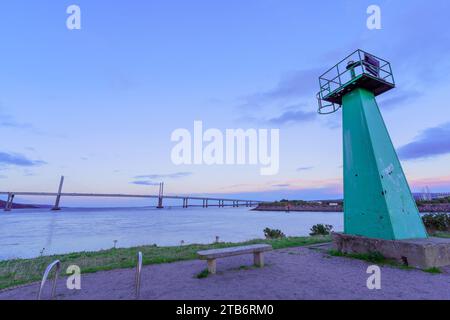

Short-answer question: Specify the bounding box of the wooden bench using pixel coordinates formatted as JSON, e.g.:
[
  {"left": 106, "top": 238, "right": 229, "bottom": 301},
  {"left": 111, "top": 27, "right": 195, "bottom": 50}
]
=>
[{"left": 197, "top": 244, "right": 273, "bottom": 274}]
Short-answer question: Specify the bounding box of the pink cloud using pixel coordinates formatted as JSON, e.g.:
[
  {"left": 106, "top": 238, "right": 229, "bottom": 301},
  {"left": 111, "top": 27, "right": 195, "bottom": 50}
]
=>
[
  {"left": 217, "top": 177, "right": 343, "bottom": 194},
  {"left": 410, "top": 175, "right": 450, "bottom": 191}
]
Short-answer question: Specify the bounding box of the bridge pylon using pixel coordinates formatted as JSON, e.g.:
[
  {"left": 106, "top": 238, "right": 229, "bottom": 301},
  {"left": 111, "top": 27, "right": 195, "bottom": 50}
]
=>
[
  {"left": 52, "top": 176, "right": 64, "bottom": 211},
  {"left": 157, "top": 182, "right": 164, "bottom": 209}
]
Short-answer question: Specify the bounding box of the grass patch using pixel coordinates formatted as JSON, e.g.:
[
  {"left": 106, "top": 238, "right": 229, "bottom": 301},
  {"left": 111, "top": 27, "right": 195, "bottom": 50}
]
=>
[
  {"left": 328, "top": 250, "right": 446, "bottom": 273},
  {"left": 329, "top": 250, "right": 387, "bottom": 264},
  {"left": 0, "top": 235, "right": 330, "bottom": 290},
  {"left": 433, "top": 232, "right": 450, "bottom": 239},
  {"left": 328, "top": 250, "right": 415, "bottom": 271},
  {"left": 195, "top": 269, "right": 209, "bottom": 279},
  {"left": 423, "top": 267, "right": 442, "bottom": 274}
]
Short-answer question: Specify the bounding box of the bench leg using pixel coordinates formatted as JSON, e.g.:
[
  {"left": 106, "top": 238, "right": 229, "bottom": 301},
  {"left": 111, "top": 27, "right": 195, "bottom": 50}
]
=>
[
  {"left": 254, "top": 252, "right": 264, "bottom": 268},
  {"left": 207, "top": 259, "right": 216, "bottom": 274}
]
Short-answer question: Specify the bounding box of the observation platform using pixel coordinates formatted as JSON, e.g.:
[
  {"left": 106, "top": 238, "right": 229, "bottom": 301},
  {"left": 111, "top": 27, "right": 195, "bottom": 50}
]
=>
[{"left": 317, "top": 49, "right": 395, "bottom": 114}]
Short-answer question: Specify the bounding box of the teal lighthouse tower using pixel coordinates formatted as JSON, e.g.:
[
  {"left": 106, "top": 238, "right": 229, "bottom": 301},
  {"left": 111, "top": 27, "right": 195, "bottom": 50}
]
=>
[{"left": 317, "top": 50, "right": 427, "bottom": 240}]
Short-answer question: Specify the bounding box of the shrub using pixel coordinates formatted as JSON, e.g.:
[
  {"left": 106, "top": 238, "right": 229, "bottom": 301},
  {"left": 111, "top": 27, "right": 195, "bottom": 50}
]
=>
[
  {"left": 264, "top": 228, "right": 286, "bottom": 239},
  {"left": 310, "top": 224, "right": 333, "bottom": 236},
  {"left": 422, "top": 213, "right": 450, "bottom": 232},
  {"left": 195, "top": 269, "right": 209, "bottom": 279}
]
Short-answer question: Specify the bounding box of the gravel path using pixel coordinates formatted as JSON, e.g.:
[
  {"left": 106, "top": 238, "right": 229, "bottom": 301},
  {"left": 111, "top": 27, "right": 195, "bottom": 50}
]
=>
[{"left": 1, "top": 246, "right": 449, "bottom": 300}]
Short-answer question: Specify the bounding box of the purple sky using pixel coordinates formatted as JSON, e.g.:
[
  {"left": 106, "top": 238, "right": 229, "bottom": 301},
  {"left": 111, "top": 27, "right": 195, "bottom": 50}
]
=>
[{"left": 1, "top": 0, "right": 450, "bottom": 205}]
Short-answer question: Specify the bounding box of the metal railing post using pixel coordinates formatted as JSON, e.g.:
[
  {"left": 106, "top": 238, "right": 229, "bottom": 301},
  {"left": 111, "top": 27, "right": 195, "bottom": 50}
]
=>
[
  {"left": 389, "top": 62, "right": 395, "bottom": 85},
  {"left": 37, "top": 260, "right": 61, "bottom": 300},
  {"left": 135, "top": 252, "right": 143, "bottom": 299}
]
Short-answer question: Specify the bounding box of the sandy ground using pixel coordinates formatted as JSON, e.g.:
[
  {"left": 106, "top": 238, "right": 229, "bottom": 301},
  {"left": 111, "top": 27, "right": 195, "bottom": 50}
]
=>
[{"left": 1, "top": 245, "right": 449, "bottom": 300}]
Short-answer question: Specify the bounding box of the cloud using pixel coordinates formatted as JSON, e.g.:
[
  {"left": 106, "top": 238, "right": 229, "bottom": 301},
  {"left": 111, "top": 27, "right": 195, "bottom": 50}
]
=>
[
  {"left": 130, "top": 180, "right": 161, "bottom": 186},
  {"left": 218, "top": 177, "right": 342, "bottom": 195},
  {"left": 134, "top": 172, "right": 192, "bottom": 180},
  {"left": 397, "top": 122, "right": 450, "bottom": 160},
  {"left": 378, "top": 90, "right": 423, "bottom": 110},
  {"left": 410, "top": 175, "right": 450, "bottom": 191},
  {"left": 0, "top": 152, "right": 46, "bottom": 167},
  {"left": 267, "top": 109, "right": 316, "bottom": 125},
  {"left": 324, "top": 117, "right": 341, "bottom": 130},
  {"left": 262, "top": 68, "right": 323, "bottom": 100},
  {"left": 241, "top": 68, "right": 323, "bottom": 109},
  {"left": 131, "top": 172, "right": 192, "bottom": 187},
  {"left": 386, "top": 2, "right": 450, "bottom": 82},
  {"left": 237, "top": 68, "right": 323, "bottom": 127},
  {"left": 0, "top": 113, "right": 66, "bottom": 138},
  {"left": 272, "top": 184, "right": 290, "bottom": 188},
  {"left": 23, "top": 173, "right": 36, "bottom": 177},
  {"left": 241, "top": 103, "right": 317, "bottom": 127},
  {"left": 297, "top": 166, "right": 314, "bottom": 172},
  {"left": 218, "top": 183, "right": 252, "bottom": 190},
  {"left": 0, "top": 114, "right": 34, "bottom": 129}
]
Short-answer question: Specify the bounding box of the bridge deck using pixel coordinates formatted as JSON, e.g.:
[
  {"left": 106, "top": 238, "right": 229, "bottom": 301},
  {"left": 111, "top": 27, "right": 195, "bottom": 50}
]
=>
[{"left": 0, "top": 191, "right": 263, "bottom": 203}]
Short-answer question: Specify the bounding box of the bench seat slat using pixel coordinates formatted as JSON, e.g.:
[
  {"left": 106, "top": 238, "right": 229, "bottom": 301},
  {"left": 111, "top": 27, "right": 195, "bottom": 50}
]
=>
[{"left": 198, "top": 244, "right": 272, "bottom": 260}]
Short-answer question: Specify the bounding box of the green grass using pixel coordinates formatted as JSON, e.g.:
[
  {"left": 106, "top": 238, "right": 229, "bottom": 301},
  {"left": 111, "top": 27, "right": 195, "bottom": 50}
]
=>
[
  {"left": 0, "top": 235, "right": 331, "bottom": 290},
  {"left": 328, "top": 250, "right": 416, "bottom": 271},
  {"left": 433, "top": 232, "right": 450, "bottom": 238},
  {"left": 328, "top": 250, "right": 448, "bottom": 273},
  {"left": 238, "top": 265, "right": 251, "bottom": 270},
  {"left": 195, "top": 269, "right": 209, "bottom": 279},
  {"left": 423, "top": 267, "right": 442, "bottom": 274},
  {"left": 329, "top": 250, "right": 387, "bottom": 264}
]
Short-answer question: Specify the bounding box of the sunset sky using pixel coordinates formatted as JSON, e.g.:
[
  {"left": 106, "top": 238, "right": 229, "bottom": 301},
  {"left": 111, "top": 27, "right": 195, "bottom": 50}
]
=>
[{"left": 1, "top": 0, "right": 450, "bottom": 206}]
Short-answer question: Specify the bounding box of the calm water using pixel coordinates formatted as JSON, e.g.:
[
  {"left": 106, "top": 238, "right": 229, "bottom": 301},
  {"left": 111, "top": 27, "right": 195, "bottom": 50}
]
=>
[{"left": 0, "top": 207, "right": 343, "bottom": 260}]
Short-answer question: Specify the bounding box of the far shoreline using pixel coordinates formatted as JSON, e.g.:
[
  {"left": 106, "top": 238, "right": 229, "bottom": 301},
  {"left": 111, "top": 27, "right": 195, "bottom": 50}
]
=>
[{"left": 253, "top": 204, "right": 450, "bottom": 213}]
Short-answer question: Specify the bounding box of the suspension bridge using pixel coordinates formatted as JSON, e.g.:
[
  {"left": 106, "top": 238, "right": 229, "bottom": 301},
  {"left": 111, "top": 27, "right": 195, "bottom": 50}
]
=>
[{"left": 0, "top": 177, "right": 264, "bottom": 211}]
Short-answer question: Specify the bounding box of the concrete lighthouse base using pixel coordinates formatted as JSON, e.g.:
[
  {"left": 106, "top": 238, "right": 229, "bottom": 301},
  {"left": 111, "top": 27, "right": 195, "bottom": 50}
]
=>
[{"left": 332, "top": 233, "right": 450, "bottom": 269}]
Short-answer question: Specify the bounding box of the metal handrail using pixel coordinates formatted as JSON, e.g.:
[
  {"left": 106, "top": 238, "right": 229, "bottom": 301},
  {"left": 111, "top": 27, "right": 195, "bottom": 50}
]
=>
[
  {"left": 319, "top": 50, "right": 394, "bottom": 89},
  {"left": 37, "top": 260, "right": 61, "bottom": 300},
  {"left": 319, "top": 49, "right": 391, "bottom": 80},
  {"left": 319, "top": 49, "right": 360, "bottom": 78},
  {"left": 317, "top": 95, "right": 341, "bottom": 115},
  {"left": 135, "top": 252, "right": 143, "bottom": 299},
  {"left": 317, "top": 50, "right": 395, "bottom": 115}
]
